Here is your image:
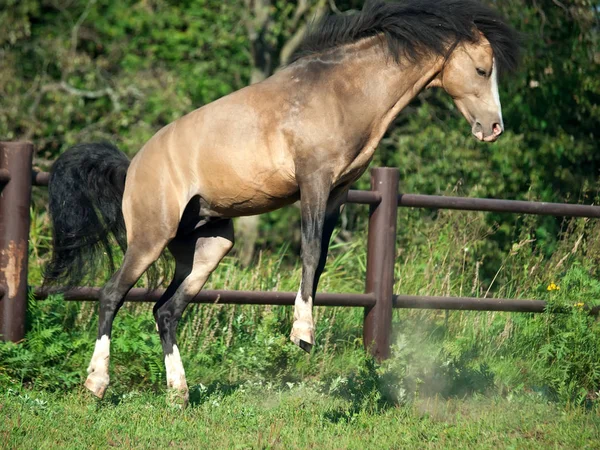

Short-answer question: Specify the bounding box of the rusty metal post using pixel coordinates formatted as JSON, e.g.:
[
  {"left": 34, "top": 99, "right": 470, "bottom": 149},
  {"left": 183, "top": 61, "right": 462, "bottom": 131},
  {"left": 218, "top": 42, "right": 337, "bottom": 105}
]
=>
[
  {"left": 363, "top": 167, "right": 399, "bottom": 360},
  {"left": 0, "top": 142, "right": 33, "bottom": 342}
]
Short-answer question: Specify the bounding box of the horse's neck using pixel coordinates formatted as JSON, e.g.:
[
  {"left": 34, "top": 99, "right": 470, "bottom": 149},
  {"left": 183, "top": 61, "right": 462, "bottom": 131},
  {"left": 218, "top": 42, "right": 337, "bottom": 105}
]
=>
[
  {"left": 336, "top": 40, "right": 442, "bottom": 131},
  {"left": 309, "top": 40, "right": 443, "bottom": 161},
  {"left": 284, "top": 41, "right": 443, "bottom": 184}
]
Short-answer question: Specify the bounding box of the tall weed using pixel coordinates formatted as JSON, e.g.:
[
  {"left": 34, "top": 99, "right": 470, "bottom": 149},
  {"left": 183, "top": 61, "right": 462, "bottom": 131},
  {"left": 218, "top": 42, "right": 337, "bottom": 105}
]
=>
[{"left": 3, "top": 203, "right": 599, "bottom": 407}]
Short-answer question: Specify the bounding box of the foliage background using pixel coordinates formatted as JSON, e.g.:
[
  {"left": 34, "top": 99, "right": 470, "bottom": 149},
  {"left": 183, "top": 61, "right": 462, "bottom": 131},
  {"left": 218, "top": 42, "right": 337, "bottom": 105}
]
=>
[
  {"left": 2, "top": 0, "right": 598, "bottom": 262},
  {"left": 1, "top": 0, "right": 600, "bottom": 418}
]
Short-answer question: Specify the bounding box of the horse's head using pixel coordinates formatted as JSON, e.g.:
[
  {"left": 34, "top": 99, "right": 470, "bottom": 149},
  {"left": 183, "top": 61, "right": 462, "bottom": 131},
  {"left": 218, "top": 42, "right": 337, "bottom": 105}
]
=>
[{"left": 430, "top": 37, "right": 506, "bottom": 142}]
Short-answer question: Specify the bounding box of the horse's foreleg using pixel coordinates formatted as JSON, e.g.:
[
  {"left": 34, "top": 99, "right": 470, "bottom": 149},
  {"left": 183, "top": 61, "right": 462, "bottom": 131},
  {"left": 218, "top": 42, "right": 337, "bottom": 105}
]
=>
[
  {"left": 291, "top": 177, "right": 339, "bottom": 353},
  {"left": 312, "top": 191, "right": 346, "bottom": 295},
  {"left": 153, "top": 219, "right": 234, "bottom": 407}
]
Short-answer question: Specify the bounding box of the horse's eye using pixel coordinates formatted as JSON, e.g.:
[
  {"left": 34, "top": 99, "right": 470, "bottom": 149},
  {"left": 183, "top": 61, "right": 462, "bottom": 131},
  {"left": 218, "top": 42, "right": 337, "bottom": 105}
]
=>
[{"left": 476, "top": 68, "right": 487, "bottom": 77}]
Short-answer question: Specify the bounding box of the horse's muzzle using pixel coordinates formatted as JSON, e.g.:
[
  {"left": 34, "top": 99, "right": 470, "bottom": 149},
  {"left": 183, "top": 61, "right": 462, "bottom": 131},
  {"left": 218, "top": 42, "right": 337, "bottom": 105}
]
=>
[{"left": 473, "top": 121, "right": 503, "bottom": 142}]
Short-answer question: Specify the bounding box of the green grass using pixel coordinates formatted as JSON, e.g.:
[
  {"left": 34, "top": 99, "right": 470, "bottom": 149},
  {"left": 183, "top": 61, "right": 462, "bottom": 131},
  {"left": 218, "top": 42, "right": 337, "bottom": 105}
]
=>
[
  {"left": 2, "top": 384, "right": 599, "bottom": 449},
  {"left": 5, "top": 205, "right": 600, "bottom": 448}
]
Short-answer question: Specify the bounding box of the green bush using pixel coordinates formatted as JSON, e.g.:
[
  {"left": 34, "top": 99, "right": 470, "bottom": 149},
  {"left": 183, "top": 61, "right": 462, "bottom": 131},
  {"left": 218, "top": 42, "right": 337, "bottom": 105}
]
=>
[
  {"left": 509, "top": 266, "right": 600, "bottom": 404},
  {"left": 4, "top": 213, "right": 600, "bottom": 409}
]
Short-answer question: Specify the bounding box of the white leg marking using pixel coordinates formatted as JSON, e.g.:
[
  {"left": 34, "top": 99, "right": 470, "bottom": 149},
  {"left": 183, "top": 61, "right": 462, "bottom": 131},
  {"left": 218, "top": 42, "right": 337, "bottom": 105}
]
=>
[
  {"left": 85, "top": 335, "right": 110, "bottom": 397},
  {"left": 491, "top": 58, "right": 503, "bottom": 128},
  {"left": 291, "top": 287, "right": 315, "bottom": 350},
  {"left": 87, "top": 335, "right": 110, "bottom": 376},
  {"left": 293, "top": 287, "right": 313, "bottom": 322},
  {"left": 165, "top": 344, "right": 187, "bottom": 391}
]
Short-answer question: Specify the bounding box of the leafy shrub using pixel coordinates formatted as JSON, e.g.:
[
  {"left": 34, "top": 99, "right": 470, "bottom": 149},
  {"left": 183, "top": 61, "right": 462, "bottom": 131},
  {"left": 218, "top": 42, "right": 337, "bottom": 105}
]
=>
[
  {"left": 509, "top": 266, "right": 600, "bottom": 404},
  {"left": 0, "top": 295, "right": 87, "bottom": 390}
]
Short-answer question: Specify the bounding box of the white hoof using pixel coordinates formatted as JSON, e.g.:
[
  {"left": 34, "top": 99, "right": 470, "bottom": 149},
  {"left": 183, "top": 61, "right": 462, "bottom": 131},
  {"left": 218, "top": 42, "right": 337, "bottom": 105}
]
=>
[
  {"left": 167, "top": 387, "right": 189, "bottom": 409},
  {"left": 290, "top": 320, "right": 315, "bottom": 353},
  {"left": 84, "top": 371, "right": 109, "bottom": 399}
]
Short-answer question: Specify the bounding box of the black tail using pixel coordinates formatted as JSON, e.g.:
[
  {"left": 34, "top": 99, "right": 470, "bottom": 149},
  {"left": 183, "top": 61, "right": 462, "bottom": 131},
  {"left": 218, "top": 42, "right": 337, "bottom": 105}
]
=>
[{"left": 44, "top": 142, "right": 130, "bottom": 288}]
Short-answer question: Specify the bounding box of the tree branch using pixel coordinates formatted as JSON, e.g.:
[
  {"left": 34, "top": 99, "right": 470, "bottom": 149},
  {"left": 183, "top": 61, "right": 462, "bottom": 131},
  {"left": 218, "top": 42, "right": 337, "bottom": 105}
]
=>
[
  {"left": 290, "top": 0, "right": 310, "bottom": 30},
  {"left": 71, "top": 0, "right": 97, "bottom": 53},
  {"left": 34, "top": 81, "right": 122, "bottom": 113},
  {"left": 245, "top": 0, "right": 273, "bottom": 84},
  {"left": 328, "top": 0, "right": 342, "bottom": 15}
]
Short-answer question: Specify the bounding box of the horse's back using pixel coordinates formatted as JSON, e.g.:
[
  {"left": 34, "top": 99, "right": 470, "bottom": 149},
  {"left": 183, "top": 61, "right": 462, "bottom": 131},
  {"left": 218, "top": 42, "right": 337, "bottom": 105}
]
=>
[{"left": 125, "top": 83, "right": 299, "bottom": 218}]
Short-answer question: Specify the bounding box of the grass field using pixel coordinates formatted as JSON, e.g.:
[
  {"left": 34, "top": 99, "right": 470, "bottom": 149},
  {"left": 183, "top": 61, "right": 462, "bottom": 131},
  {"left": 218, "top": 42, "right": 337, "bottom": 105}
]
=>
[{"left": 3, "top": 383, "right": 600, "bottom": 449}]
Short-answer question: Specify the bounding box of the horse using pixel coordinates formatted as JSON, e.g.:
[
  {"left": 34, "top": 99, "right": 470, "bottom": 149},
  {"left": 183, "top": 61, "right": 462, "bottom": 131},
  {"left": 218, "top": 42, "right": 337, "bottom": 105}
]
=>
[{"left": 44, "top": 0, "right": 519, "bottom": 406}]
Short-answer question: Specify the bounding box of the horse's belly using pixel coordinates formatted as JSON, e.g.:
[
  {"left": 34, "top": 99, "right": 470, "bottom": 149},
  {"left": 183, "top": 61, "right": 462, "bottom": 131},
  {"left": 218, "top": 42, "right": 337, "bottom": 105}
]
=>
[
  {"left": 203, "top": 192, "right": 299, "bottom": 217},
  {"left": 198, "top": 166, "right": 299, "bottom": 217}
]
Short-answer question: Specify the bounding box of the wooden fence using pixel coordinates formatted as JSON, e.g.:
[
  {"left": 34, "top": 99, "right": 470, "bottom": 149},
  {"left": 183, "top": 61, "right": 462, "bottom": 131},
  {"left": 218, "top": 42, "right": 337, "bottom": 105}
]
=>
[{"left": 1, "top": 141, "right": 599, "bottom": 360}]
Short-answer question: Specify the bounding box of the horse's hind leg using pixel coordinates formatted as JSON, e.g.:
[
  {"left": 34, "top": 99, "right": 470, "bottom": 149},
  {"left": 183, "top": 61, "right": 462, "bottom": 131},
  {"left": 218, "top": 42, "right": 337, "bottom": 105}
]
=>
[
  {"left": 84, "top": 186, "right": 180, "bottom": 398},
  {"left": 153, "top": 219, "right": 234, "bottom": 407},
  {"left": 84, "top": 236, "right": 174, "bottom": 397},
  {"left": 84, "top": 243, "right": 166, "bottom": 397}
]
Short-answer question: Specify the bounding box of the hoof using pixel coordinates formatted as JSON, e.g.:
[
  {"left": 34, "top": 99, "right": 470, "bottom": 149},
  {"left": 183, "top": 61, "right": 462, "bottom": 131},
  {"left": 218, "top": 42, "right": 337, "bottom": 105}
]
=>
[
  {"left": 290, "top": 320, "right": 315, "bottom": 353},
  {"left": 167, "top": 388, "right": 189, "bottom": 409},
  {"left": 84, "top": 372, "right": 109, "bottom": 399}
]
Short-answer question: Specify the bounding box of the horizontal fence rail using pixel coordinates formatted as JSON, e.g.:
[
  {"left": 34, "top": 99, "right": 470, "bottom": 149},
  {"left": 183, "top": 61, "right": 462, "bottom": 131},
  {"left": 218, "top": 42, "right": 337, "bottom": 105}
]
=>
[
  {"left": 26, "top": 170, "right": 600, "bottom": 218},
  {"left": 0, "top": 168, "right": 10, "bottom": 184},
  {"left": 31, "top": 288, "right": 600, "bottom": 314},
  {"left": 393, "top": 294, "right": 600, "bottom": 315},
  {"left": 398, "top": 193, "right": 600, "bottom": 217},
  {"left": 33, "top": 288, "right": 376, "bottom": 307},
  {"left": 2, "top": 140, "right": 600, "bottom": 359},
  {"left": 32, "top": 170, "right": 49, "bottom": 186},
  {"left": 346, "top": 190, "right": 381, "bottom": 205}
]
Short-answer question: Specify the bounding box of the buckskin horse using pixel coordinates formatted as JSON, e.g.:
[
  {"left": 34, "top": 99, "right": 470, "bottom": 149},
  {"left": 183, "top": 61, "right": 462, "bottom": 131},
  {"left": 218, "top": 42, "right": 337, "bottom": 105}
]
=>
[{"left": 44, "top": 0, "right": 519, "bottom": 405}]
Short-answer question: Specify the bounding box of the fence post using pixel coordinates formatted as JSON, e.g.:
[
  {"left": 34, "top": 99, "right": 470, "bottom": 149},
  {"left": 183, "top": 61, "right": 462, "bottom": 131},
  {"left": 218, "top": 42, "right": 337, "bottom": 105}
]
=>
[
  {"left": 363, "top": 167, "right": 399, "bottom": 360},
  {"left": 0, "top": 142, "right": 33, "bottom": 342}
]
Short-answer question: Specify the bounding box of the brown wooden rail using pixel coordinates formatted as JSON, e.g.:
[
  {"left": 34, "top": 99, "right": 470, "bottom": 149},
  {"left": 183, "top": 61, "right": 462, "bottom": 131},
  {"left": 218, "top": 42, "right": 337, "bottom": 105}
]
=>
[{"left": 33, "top": 288, "right": 377, "bottom": 307}]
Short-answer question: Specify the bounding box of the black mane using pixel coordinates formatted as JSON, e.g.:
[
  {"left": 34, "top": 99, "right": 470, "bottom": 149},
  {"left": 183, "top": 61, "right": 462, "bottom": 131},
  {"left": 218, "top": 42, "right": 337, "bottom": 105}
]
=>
[{"left": 293, "top": 0, "right": 520, "bottom": 75}]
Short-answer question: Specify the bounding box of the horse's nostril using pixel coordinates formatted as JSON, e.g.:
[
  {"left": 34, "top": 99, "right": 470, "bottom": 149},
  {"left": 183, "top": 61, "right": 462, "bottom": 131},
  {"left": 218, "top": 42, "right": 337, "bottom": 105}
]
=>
[{"left": 493, "top": 123, "right": 503, "bottom": 136}]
